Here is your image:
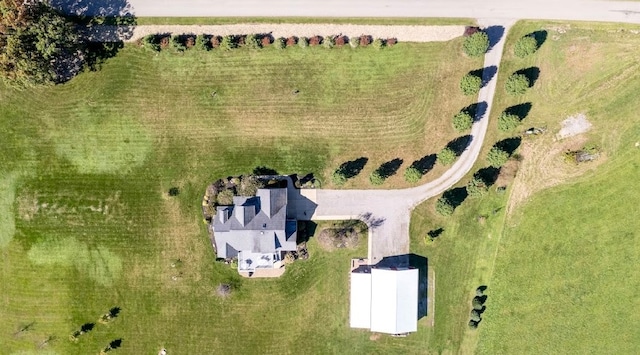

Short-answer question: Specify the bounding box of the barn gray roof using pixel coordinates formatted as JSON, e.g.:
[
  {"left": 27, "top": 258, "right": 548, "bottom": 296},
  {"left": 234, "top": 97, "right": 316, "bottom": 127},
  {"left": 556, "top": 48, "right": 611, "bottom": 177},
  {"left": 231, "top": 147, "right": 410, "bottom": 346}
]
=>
[{"left": 213, "top": 188, "right": 297, "bottom": 258}]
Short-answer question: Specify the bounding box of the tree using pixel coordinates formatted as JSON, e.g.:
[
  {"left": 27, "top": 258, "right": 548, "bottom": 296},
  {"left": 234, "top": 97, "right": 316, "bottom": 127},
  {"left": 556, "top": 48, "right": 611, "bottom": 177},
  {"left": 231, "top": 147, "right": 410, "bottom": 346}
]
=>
[
  {"left": 487, "top": 146, "right": 509, "bottom": 167},
  {"left": 244, "top": 34, "right": 259, "bottom": 49},
  {"left": 514, "top": 35, "right": 538, "bottom": 58},
  {"left": 143, "top": 35, "right": 160, "bottom": 51},
  {"left": 298, "top": 36, "right": 308, "bottom": 48},
  {"left": 435, "top": 197, "right": 454, "bottom": 216},
  {"left": 404, "top": 166, "right": 422, "bottom": 183},
  {"left": 462, "top": 31, "right": 490, "bottom": 57},
  {"left": 453, "top": 111, "right": 473, "bottom": 131},
  {"left": 331, "top": 170, "right": 347, "bottom": 185},
  {"left": 505, "top": 73, "right": 530, "bottom": 95},
  {"left": 171, "top": 35, "right": 185, "bottom": 51},
  {"left": 437, "top": 147, "right": 457, "bottom": 166},
  {"left": 498, "top": 112, "right": 521, "bottom": 131},
  {"left": 369, "top": 170, "right": 384, "bottom": 185},
  {"left": 466, "top": 175, "right": 488, "bottom": 198},
  {"left": 472, "top": 296, "right": 484, "bottom": 310},
  {"left": 349, "top": 36, "right": 359, "bottom": 48},
  {"left": 0, "top": 1, "right": 80, "bottom": 85},
  {"left": 273, "top": 37, "right": 285, "bottom": 50},
  {"left": 216, "top": 189, "right": 235, "bottom": 205},
  {"left": 460, "top": 73, "right": 482, "bottom": 96}
]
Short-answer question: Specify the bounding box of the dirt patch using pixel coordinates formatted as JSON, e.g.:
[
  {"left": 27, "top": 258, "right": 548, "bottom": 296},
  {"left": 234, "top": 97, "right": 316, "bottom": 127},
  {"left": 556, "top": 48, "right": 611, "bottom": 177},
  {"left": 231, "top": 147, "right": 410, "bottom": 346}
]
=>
[
  {"left": 556, "top": 113, "right": 592, "bottom": 140},
  {"left": 507, "top": 134, "right": 606, "bottom": 215},
  {"left": 495, "top": 159, "right": 520, "bottom": 188},
  {"left": 317, "top": 227, "right": 359, "bottom": 251}
]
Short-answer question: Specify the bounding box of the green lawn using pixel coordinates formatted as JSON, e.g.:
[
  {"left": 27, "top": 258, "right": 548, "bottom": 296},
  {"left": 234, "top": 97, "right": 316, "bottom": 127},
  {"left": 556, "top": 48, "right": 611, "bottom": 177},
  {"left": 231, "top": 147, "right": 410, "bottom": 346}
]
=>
[
  {"left": 0, "top": 40, "right": 481, "bottom": 353},
  {"left": 475, "top": 21, "right": 640, "bottom": 353}
]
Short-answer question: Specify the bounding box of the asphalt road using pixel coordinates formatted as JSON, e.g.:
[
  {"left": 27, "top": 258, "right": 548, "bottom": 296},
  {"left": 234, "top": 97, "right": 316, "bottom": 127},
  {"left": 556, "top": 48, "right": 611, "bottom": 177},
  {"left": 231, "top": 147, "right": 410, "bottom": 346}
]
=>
[{"left": 53, "top": 0, "right": 640, "bottom": 24}]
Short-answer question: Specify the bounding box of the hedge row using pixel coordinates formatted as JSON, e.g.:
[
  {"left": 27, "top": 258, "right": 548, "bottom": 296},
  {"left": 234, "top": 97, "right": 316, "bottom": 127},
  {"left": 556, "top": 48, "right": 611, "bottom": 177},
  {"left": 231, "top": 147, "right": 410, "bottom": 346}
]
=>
[{"left": 139, "top": 33, "right": 398, "bottom": 51}]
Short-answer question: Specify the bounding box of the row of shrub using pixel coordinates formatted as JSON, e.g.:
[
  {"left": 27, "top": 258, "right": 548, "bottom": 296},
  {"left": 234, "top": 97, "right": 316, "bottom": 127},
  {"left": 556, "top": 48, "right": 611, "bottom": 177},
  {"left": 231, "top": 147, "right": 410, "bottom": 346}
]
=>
[{"left": 140, "top": 33, "right": 397, "bottom": 51}]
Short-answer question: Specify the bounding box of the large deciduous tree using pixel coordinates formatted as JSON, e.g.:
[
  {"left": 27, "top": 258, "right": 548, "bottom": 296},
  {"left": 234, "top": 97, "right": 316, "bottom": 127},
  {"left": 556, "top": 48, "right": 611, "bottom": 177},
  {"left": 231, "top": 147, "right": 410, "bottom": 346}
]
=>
[{"left": 0, "top": 0, "right": 80, "bottom": 85}]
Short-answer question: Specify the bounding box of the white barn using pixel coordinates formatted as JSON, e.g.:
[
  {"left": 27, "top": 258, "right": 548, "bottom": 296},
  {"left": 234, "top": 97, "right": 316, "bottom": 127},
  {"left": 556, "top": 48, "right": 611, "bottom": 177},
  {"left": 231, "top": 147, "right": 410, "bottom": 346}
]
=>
[{"left": 349, "top": 262, "right": 419, "bottom": 334}]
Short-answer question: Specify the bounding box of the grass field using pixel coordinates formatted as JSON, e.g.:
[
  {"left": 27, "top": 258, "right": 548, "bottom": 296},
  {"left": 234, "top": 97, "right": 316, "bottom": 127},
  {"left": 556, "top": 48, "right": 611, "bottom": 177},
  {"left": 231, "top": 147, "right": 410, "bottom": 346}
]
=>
[
  {"left": 474, "top": 21, "right": 640, "bottom": 353},
  {"left": 0, "top": 39, "right": 482, "bottom": 353}
]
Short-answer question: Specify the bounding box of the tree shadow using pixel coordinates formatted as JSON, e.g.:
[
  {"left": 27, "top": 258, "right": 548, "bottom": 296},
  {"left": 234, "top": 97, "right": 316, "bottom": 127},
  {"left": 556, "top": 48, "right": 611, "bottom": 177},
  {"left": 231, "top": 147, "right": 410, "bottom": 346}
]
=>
[
  {"left": 109, "top": 307, "right": 121, "bottom": 318},
  {"left": 49, "top": 0, "right": 136, "bottom": 81},
  {"left": 484, "top": 25, "right": 505, "bottom": 51},
  {"left": 297, "top": 221, "right": 317, "bottom": 244},
  {"left": 427, "top": 227, "right": 444, "bottom": 239},
  {"left": 505, "top": 102, "right": 532, "bottom": 121},
  {"left": 80, "top": 323, "right": 95, "bottom": 333},
  {"left": 477, "top": 285, "right": 488, "bottom": 293},
  {"left": 410, "top": 154, "right": 436, "bottom": 175},
  {"left": 515, "top": 67, "right": 540, "bottom": 87},
  {"left": 528, "top": 30, "right": 548, "bottom": 49},
  {"left": 470, "top": 66, "right": 497, "bottom": 88},
  {"left": 474, "top": 295, "right": 488, "bottom": 305},
  {"left": 359, "top": 212, "right": 385, "bottom": 229},
  {"left": 474, "top": 167, "right": 501, "bottom": 187},
  {"left": 376, "top": 158, "right": 403, "bottom": 179},
  {"left": 337, "top": 157, "right": 368, "bottom": 179},
  {"left": 447, "top": 135, "right": 473, "bottom": 156},
  {"left": 109, "top": 338, "right": 122, "bottom": 349},
  {"left": 464, "top": 101, "right": 488, "bottom": 123},
  {"left": 443, "top": 187, "right": 468, "bottom": 209},
  {"left": 495, "top": 137, "right": 522, "bottom": 155},
  {"left": 253, "top": 166, "right": 279, "bottom": 176}
]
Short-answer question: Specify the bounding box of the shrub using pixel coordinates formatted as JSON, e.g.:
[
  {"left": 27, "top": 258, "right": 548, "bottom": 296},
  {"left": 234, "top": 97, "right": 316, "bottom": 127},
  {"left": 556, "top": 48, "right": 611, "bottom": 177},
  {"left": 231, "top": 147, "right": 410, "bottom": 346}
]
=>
[
  {"left": 369, "top": 170, "right": 384, "bottom": 185},
  {"left": 386, "top": 38, "right": 397, "bottom": 46},
  {"left": 466, "top": 176, "right": 488, "bottom": 198},
  {"left": 195, "top": 34, "right": 208, "bottom": 50},
  {"left": 244, "top": 34, "right": 260, "bottom": 49},
  {"left": 171, "top": 35, "right": 186, "bottom": 51},
  {"left": 468, "top": 320, "right": 479, "bottom": 329},
  {"left": 487, "top": 146, "right": 509, "bottom": 167},
  {"left": 404, "top": 166, "right": 422, "bottom": 183},
  {"left": 160, "top": 36, "right": 171, "bottom": 49},
  {"left": 286, "top": 36, "right": 297, "bottom": 47},
  {"left": 219, "top": 35, "right": 234, "bottom": 51},
  {"left": 437, "top": 147, "right": 457, "bottom": 166},
  {"left": 309, "top": 36, "right": 322, "bottom": 46},
  {"left": 321, "top": 35, "right": 334, "bottom": 49},
  {"left": 460, "top": 73, "right": 482, "bottom": 96},
  {"left": 335, "top": 36, "right": 346, "bottom": 46},
  {"left": 143, "top": 35, "right": 160, "bottom": 51},
  {"left": 514, "top": 35, "right": 538, "bottom": 57},
  {"left": 236, "top": 35, "right": 245, "bottom": 47},
  {"left": 298, "top": 36, "right": 308, "bottom": 48},
  {"left": 185, "top": 36, "right": 195, "bottom": 49},
  {"left": 505, "top": 73, "right": 530, "bottom": 95},
  {"left": 349, "top": 36, "right": 359, "bottom": 48},
  {"left": 435, "top": 197, "right": 454, "bottom": 216},
  {"left": 210, "top": 35, "right": 221, "bottom": 48},
  {"left": 372, "top": 38, "right": 384, "bottom": 50},
  {"left": 168, "top": 187, "right": 180, "bottom": 196},
  {"left": 472, "top": 296, "right": 484, "bottom": 310},
  {"left": 463, "top": 31, "right": 490, "bottom": 57},
  {"left": 217, "top": 189, "right": 235, "bottom": 205},
  {"left": 453, "top": 111, "right": 473, "bottom": 131},
  {"left": 476, "top": 287, "right": 485, "bottom": 297},
  {"left": 498, "top": 112, "right": 521, "bottom": 131},
  {"left": 273, "top": 37, "right": 285, "bottom": 49},
  {"left": 470, "top": 309, "right": 482, "bottom": 322},
  {"left": 359, "top": 35, "right": 372, "bottom": 47},
  {"left": 332, "top": 170, "right": 347, "bottom": 185},
  {"left": 260, "top": 35, "right": 271, "bottom": 47}
]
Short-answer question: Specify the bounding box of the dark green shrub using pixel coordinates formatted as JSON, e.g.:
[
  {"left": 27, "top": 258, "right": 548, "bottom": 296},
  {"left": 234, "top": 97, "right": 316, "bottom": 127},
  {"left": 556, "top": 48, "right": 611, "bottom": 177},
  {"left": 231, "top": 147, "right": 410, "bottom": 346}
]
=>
[
  {"left": 487, "top": 146, "right": 509, "bottom": 167},
  {"left": 505, "top": 73, "right": 530, "bottom": 95},
  {"left": 514, "top": 35, "right": 538, "bottom": 58},
  {"left": 372, "top": 38, "right": 384, "bottom": 50},
  {"left": 332, "top": 170, "right": 347, "bottom": 185},
  {"left": 171, "top": 35, "right": 186, "bottom": 51},
  {"left": 437, "top": 147, "right": 457, "bottom": 165},
  {"left": 453, "top": 111, "right": 474, "bottom": 132},
  {"left": 195, "top": 34, "right": 208, "bottom": 50},
  {"left": 460, "top": 74, "right": 482, "bottom": 96},
  {"left": 143, "top": 35, "right": 160, "bottom": 51},
  {"left": 435, "top": 197, "right": 454, "bottom": 216},
  {"left": 322, "top": 36, "right": 335, "bottom": 49},
  {"left": 472, "top": 296, "right": 484, "bottom": 310},
  {"left": 470, "top": 309, "right": 482, "bottom": 322},
  {"left": 463, "top": 31, "right": 490, "bottom": 57},
  {"left": 498, "top": 112, "right": 521, "bottom": 131},
  {"left": 468, "top": 320, "right": 479, "bottom": 329},
  {"left": 273, "top": 37, "right": 285, "bottom": 50},
  {"left": 466, "top": 176, "right": 488, "bottom": 198},
  {"left": 404, "top": 166, "right": 422, "bottom": 183}
]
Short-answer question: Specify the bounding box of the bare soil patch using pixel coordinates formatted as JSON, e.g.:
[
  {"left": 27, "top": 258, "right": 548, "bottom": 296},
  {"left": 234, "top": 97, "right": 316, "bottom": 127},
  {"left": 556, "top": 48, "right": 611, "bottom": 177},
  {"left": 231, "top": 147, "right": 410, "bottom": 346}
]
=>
[
  {"left": 507, "top": 134, "right": 605, "bottom": 215},
  {"left": 556, "top": 113, "right": 592, "bottom": 140}
]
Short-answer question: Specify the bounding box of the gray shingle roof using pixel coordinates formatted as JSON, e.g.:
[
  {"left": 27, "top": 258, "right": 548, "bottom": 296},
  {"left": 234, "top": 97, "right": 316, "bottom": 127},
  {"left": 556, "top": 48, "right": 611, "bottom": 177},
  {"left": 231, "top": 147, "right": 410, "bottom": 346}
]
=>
[{"left": 213, "top": 188, "right": 297, "bottom": 258}]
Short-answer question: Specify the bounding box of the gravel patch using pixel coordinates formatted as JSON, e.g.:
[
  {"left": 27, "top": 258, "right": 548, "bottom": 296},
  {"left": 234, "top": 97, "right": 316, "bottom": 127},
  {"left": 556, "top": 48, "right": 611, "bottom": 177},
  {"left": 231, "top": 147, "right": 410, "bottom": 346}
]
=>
[
  {"left": 84, "top": 24, "right": 465, "bottom": 43},
  {"left": 556, "top": 113, "right": 592, "bottom": 140}
]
